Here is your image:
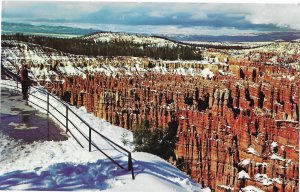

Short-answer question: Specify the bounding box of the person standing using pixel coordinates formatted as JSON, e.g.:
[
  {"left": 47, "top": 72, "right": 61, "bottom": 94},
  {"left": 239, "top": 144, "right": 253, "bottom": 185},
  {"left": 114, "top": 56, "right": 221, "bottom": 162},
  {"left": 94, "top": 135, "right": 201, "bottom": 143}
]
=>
[{"left": 21, "top": 64, "right": 30, "bottom": 100}]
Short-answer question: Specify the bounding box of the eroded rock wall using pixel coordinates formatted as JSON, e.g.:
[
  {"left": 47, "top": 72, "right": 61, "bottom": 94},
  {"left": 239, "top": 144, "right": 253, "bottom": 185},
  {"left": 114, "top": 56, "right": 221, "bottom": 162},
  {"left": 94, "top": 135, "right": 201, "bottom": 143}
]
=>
[{"left": 48, "top": 63, "right": 299, "bottom": 191}]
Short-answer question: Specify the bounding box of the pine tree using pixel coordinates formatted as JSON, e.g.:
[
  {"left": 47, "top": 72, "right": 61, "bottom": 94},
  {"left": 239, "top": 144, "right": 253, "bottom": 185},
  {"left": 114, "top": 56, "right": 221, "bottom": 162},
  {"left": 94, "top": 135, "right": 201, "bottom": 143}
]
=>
[{"left": 133, "top": 120, "right": 156, "bottom": 153}]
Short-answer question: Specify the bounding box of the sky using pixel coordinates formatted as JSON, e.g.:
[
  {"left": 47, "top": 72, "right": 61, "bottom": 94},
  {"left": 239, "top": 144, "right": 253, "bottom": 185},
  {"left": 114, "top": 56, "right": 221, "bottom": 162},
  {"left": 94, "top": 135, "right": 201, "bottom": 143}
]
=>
[{"left": 2, "top": 1, "right": 300, "bottom": 36}]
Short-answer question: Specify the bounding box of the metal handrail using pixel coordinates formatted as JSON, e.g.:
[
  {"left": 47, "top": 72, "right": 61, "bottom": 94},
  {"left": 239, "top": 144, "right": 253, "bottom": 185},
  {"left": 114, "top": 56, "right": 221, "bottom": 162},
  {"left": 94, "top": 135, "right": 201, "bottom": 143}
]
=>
[{"left": 1, "top": 70, "right": 135, "bottom": 179}]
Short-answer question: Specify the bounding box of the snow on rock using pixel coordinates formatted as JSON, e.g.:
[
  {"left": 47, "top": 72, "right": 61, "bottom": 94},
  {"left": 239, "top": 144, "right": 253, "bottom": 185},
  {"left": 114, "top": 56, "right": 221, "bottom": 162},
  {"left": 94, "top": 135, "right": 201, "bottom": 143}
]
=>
[
  {"left": 0, "top": 80, "right": 202, "bottom": 192},
  {"left": 174, "top": 67, "right": 187, "bottom": 76},
  {"left": 271, "top": 141, "right": 278, "bottom": 149},
  {"left": 255, "top": 162, "right": 268, "bottom": 167},
  {"left": 273, "top": 177, "right": 283, "bottom": 184},
  {"left": 238, "top": 170, "right": 250, "bottom": 179},
  {"left": 200, "top": 68, "right": 214, "bottom": 79},
  {"left": 152, "top": 66, "right": 167, "bottom": 74},
  {"left": 79, "top": 106, "right": 88, "bottom": 113},
  {"left": 254, "top": 174, "right": 273, "bottom": 186},
  {"left": 241, "top": 185, "right": 264, "bottom": 192},
  {"left": 239, "top": 159, "right": 251, "bottom": 166},
  {"left": 218, "top": 69, "right": 225, "bottom": 75},
  {"left": 282, "top": 75, "right": 295, "bottom": 81},
  {"left": 201, "top": 187, "right": 212, "bottom": 192},
  {"left": 270, "top": 153, "right": 285, "bottom": 161},
  {"left": 246, "top": 146, "right": 260, "bottom": 156},
  {"left": 1, "top": 40, "right": 220, "bottom": 81},
  {"left": 218, "top": 185, "right": 234, "bottom": 191}
]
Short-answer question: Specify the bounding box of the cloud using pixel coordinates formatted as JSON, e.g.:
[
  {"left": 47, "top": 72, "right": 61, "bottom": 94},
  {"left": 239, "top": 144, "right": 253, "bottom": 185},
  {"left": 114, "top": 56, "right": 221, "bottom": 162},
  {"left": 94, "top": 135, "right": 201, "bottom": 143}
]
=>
[
  {"left": 2, "top": 1, "right": 103, "bottom": 20},
  {"left": 243, "top": 4, "right": 300, "bottom": 30},
  {"left": 195, "top": 4, "right": 300, "bottom": 30},
  {"left": 2, "top": 2, "right": 300, "bottom": 32},
  {"left": 189, "top": 12, "right": 208, "bottom": 20},
  {"left": 38, "top": 22, "right": 263, "bottom": 36},
  {"left": 139, "top": 25, "right": 260, "bottom": 36},
  {"left": 148, "top": 11, "right": 165, "bottom": 18}
]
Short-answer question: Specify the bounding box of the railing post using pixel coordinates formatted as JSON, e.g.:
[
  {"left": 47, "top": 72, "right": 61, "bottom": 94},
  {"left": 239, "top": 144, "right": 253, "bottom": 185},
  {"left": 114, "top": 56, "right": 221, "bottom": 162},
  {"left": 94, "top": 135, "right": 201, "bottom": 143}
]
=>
[
  {"left": 128, "top": 153, "right": 132, "bottom": 171},
  {"left": 89, "top": 127, "right": 91, "bottom": 152},
  {"left": 128, "top": 153, "right": 135, "bottom": 180},
  {"left": 47, "top": 92, "right": 49, "bottom": 115},
  {"left": 16, "top": 70, "right": 19, "bottom": 90},
  {"left": 66, "top": 106, "right": 69, "bottom": 133}
]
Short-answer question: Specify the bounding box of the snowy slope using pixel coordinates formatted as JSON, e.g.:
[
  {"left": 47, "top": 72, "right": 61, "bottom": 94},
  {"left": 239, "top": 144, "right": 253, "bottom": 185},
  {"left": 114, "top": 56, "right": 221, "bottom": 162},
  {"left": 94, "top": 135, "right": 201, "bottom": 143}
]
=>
[
  {"left": 181, "top": 41, "right": 271, "bottom": 49},
  {"left": 81, "top": 32, "right": 177, "bottom": 48},
  {"left": 1, "top": 41, "right": 87, "bottom": 80},
  {"left": 0, "top": 80, "right": 203, "bottom": 192},
  {"left": 2, "top": 40, "right": 218, "bottom": 81}
]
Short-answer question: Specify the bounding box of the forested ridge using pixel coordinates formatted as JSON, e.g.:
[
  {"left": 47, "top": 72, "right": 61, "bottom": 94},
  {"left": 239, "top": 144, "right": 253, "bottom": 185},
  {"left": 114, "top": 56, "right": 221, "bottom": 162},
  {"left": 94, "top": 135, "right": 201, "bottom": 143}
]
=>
[{"left": 2, "top": 33, "right": 202, "bottom": 60}]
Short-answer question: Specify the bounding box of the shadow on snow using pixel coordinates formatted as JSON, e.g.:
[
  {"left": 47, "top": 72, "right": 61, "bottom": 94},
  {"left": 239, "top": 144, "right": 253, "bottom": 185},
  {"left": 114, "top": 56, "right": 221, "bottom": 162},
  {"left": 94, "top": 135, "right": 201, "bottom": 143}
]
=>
[{"left": 0, "top": 154, "right": 197, "bottom": 191}]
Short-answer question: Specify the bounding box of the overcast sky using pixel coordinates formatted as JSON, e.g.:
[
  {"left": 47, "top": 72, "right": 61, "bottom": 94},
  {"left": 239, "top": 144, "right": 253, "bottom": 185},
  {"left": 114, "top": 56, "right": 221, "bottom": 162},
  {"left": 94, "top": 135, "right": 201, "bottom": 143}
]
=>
[{"left": 2, "top": 1, "right": 300, "bottom": 35}]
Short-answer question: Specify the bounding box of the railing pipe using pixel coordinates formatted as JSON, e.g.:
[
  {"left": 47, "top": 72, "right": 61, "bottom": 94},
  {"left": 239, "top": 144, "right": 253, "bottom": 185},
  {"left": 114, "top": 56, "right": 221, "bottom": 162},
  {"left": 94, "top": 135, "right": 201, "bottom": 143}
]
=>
[
  {"left": 27, "top": 99, "right": 47, "bottom": 111},
  {"left": 92, "top": 129, "right": 130, "bottom": 153},
  {"left": 47, "top": 92, "right": 49, "bottom": 114},
  {"left": 48, "top": 102, "right": 65, "bottom": 117},
  {"left": 30, "top": 94, "right": 46, "bottom": 102},
  {"left": 67, "top": 130, "right": 84, "bottom": 148},
  {"left": 89, "top": 127, "right": 92, "bottom": 152},
  {"left": 68, "top": 120, "right": 89, "bottom": 141},
  {"left": 91, "top": 142, "right": 125, "bottom": 169},
  {"left": 66, "top": 106, "right": 69, "bottom": 133},
  {"left": 68, "top": 107, "right": 93, "bottom": 129}
]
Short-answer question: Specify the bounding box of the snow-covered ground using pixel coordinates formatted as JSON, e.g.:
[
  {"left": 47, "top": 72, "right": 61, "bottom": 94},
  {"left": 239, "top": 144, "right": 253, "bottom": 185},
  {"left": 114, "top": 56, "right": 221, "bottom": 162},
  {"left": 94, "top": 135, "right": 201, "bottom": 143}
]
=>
[
  {"left": 181, "top": 41, "right": 272, "bottom": 49},
  {"left": 1, "top": 40, "right": 219, "bottom": 82},
  {"left": 0, "top": 79, "right": 203, "bottom": 191},
  {"left": 3, "top": 35, "right": 300, "bottom": 81},
  {"left": 81, "top": 32, "right": 177, "bottom": 48}
]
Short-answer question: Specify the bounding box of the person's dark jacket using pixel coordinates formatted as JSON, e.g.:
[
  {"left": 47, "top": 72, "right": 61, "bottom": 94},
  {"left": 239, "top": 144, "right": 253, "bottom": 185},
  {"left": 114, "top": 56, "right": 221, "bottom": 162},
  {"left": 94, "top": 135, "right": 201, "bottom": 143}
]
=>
[{"left": 23, "top": 67, "right": 29, "bottom": 80}]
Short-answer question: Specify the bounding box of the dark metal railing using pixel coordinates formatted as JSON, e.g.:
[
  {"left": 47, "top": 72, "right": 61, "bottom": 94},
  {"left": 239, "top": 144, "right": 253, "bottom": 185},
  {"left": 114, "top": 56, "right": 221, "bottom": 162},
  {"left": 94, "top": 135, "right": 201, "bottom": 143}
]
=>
[{"left": 0, "top": 73, "right": 135, "bottom": 179}]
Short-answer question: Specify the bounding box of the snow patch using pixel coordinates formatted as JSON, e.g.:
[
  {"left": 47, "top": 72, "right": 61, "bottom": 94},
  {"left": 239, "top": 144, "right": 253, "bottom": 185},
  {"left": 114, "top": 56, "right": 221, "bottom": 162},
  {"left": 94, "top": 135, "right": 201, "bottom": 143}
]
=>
[
  {"left": 201, "top": 68, "right": 214, "bottom": 79},
  {"left": 270, "top": 141, "right": 278, "bottom": 148},
  {"left": 241, "top": 185, "right": 264, "bottom": 192},
  {"left": 238, "top": 170, "right": 250, "bottom": 179},
  {"left": 255, "top": 162, "right": 268, "bottom": 167},
  {"left": 239, "top": 159, "right": 251, "bottom": 166},
  {"left": 270, "top": 153, "right": 285, "bottom": 161},
  {"left": 218, "top": 185, "right": 234, "bottom": 191},
  {"left": 246, "top": 146, "right": 260, "bottom": 156},
  {"left": 254, "top": 174, "right": 273, "bottom": 186}
]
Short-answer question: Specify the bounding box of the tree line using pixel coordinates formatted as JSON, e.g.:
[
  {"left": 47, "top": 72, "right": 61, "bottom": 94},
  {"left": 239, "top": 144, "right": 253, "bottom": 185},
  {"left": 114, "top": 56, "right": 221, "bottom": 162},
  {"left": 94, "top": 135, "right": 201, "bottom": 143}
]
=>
[{"left": 2, "top": 33, "right": 202, "bottom": 60}]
